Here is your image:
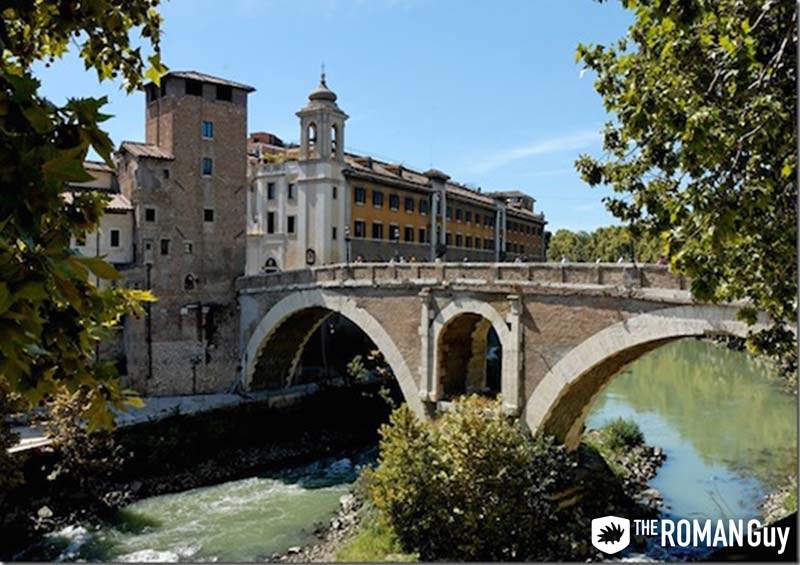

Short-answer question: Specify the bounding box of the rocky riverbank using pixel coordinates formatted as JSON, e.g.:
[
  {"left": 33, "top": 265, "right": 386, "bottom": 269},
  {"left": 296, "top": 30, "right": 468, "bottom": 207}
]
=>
[{"left": 1, "top": 383, "right": 399, "bottom": 560}]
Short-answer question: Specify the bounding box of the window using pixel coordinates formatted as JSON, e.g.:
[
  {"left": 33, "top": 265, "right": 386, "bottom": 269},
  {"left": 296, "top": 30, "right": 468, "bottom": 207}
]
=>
[
  {"left": 475, "top": 212, "right": 481, "bottom": 225},
  {"left": 331, "top": 124, "right": 339, "bottom": 154},
  {"left": 372, "top": 222, "right": 383, "bottom": 240},
  {"left": 307, "top": 123, "right": 317, "bottom": 147},
  {"left": 389, "top": 194, "right": 400, "bottom": 210},
  {"left": 418, "top": 227, "right": 427, "bottom": 243},
  {"left": 446, "top": 233, "right": 452, "bottom": 245},
  {"left": 216, "top": 84, "right": 232, "bottom": 102},
  {"left": 389, "top": 225, "right": 400, "bottom": 241},
  {"left": 373, "top": 190, "right": 384, "bottom": 207},
  {"left": 404, "top": 226, "right": 414, "bottom": 242},
  {"left": 202, "top": 121, "right": 214, "bottom": 139},
  {"left": 484, "top": 238, "right": 492, "bottom": 250},
  {"left": 332, "top": 186, "right": 338, "bottom": 199},
  {"left": 145, "top": 208, "right": 156, "bottom": 222},
  {"left": 455, "top": 234, "right": 463, "bottom": 247},
  {"left": 76, "top": 234, "right": 86, "bottom": 246},
  {"left": 110, "top": 229, "right": 120, "bottom": 248},
  {"left": 419, "top": 199, "right": 429, "bottom": 215},
  {"left": 354, "top": 220, "right": 366, "bottom": 238},
  {"left": 184, "top": 274, "right": 195, "bottom": 291},
  {"left": 267, "top": 212, "right": 275, "bottom": 234},
  {"left": 404, "top": 197, "right": 415, "bottom": 212},
  {"left": 202, "top": 157, "right": 213, "bottom": 176},
  {"left": 287, "top": 215, "right": 295, "bottom": 234},
  {"left": 160, "top": 239, "right": 170, "bottom": 255},
  {"left": 455, "top": 208, "right": 463, "bottom": 222},
  {"left": 267, "top": 182, "right": 276, "bottom": 200},
  {"left": 465, "top": 236, "right": 472, "bottom": 248},
  {"left": 204, "top": 208, "right": 214, "bottom": 222},
  {"left": 163, "top": 168, "right": 170, "bottom": 179},
  {"left": 287, "top": 184, "right": 295, "bottom": 200},
  {"left": 332, "top": 226, "right": 337, "bottom": 240},
  {"left": 446, "top": 206, "right": 452, "bottom": 219},
  {"left": 354, "top": 186, "right": 366, "bottom": 204},
  {"left": 184, "top": 241, "right": 193, "bottom": 254},
  {"left": 185, "top": 79, "right": 202, "bottom": 96},
  {"left": 465, "top": 211, "right": 472, "bottom": 223}
]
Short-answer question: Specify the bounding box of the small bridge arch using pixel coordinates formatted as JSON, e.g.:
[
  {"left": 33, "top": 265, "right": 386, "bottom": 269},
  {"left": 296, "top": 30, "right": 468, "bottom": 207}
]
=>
[
  {"left": 242, "top": 289, "right": 425, "bottom": 416},
  {"left": 523, "top": 304, "right": 770, "bottom": 449}
]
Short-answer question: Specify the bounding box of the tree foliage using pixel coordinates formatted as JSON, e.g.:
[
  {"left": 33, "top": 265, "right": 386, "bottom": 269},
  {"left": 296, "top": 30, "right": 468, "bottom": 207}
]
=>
[
  {"left": 366, "top": 397, "right": 582, "bottom": 561},
  {"left": 575, "top": 0, "right": 797, "bottom": 363},
  {"left": 547, "top": 225, "right": 662, "bottom": 263},
  {"left": 0, "top": 1, "right": 164, "bottom": 432}
]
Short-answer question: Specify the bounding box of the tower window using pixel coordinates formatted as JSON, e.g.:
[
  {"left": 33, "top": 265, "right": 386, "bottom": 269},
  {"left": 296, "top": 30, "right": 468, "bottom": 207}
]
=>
[
  {"left": 216, "top": 84, "right": 233, "bottom": 102},
  {"left": 307, "top": 123, "right": 317, "bottom": 147},
  {"left": 163, "top": 168, "right": 170, "bottom": 179},
  {"left": 332, "top": 186, "right": 337, "bottom": 199},
  {"left": 202, "top": 157, "right": 213, "bottom": 176},
  {"left": 372, "top": 191, "right": 384, "bottom": 208},
  {"left": 160, "top": 239, "right": 170, "bottom": 255},
  {"left": 287, "top": 215, "right": 295, "bottom": 234},
  {"left": 287, "top": 184, "right": 295, "bottom": 200},
  {"left": 204, "top": 209, "right": 214, "bottom": 222},
  {"left": 332, "top": 226, "right": 337, "bottom": 240},
  {"left": 185, "top": 79, "right": 202, "bottom": 96},
  {"left": 267, "top": 212, "right": 276, "bottom": 234},
  {"left": 202, "top": 121, "right": 214, "bottom": 139},
  {"left": 184, "top": 274, "right": 196, "bottom": 291},
  {"left": 354, "top": 220, "right": 366, "bottom": 238},
  {"left": 110, "top": 229, "right": 120, "bottom": 248},
  {"left": 184, "top": 241, "right": 194, "bottom": 254},
  {"left": 331, "top": 124, "right": 338, "bottom": 154},
  {"left": 145, "top": 208, "right": 156, "bottom": 222},
  {"left": 267, "top": 182, "right": 276, "bottom": 200},
  {"left": 354, "top": 187, "right": 366, "bottom": 204}
]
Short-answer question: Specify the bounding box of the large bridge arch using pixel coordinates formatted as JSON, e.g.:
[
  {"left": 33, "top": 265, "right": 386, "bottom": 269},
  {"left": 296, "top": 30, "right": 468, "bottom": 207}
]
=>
[
  {"left": 524, "top": 305, "right": 770, "bottom": 449},
  {"left": 242, "top": 289, "right": 425, "bottom": 416}
]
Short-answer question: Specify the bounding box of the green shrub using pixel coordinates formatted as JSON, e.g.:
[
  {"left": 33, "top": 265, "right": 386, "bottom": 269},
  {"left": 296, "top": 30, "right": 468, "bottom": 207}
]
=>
[
  {"left": 365, "top": 396, "right": 581, "bottom": 561},
  {"left": 602, "top": 418, "right": 644, "bottom": 452},
  {"left": 335, "top": 517, "right": 417, "bottom": 562}
]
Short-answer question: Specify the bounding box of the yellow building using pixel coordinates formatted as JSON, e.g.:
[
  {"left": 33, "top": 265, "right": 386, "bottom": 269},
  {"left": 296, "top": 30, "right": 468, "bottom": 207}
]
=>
[{"left": 246, "top": 73, "right": 546, "bottom": 272}]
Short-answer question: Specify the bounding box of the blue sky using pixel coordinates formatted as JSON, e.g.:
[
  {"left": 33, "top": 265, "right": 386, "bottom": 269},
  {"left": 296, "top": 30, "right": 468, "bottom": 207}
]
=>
[{"left": 35, "top": 0, "right": 633, "bottom": 232}]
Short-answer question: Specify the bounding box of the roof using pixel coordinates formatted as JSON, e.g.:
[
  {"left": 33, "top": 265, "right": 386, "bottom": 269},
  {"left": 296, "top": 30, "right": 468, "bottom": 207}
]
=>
[
  {"left": 119, "top": 141, "right": 175, "bottom": 160},
  {"left": 165, "top": 70, "right": 256, "bottom": 93},
  {"left": 83, "top": 160, "right": 115, "bottom": 173},
  {"left": 63, "top": 191, "right": 133, "bottom": 212}
]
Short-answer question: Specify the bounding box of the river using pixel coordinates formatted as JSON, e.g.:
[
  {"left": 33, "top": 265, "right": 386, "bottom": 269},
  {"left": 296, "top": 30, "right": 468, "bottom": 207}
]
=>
[{"left": 37, "top": 339, "right": 795, "bottom": 562}]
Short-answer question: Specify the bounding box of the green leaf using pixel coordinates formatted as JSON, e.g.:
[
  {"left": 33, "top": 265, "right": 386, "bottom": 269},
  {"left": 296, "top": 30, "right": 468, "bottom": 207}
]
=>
[{"left": 75, "top": 256, "right": 121, "bottom": 280}]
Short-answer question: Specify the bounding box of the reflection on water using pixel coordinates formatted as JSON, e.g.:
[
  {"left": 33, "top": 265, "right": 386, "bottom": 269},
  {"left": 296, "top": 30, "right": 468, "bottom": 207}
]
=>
[
  {"left": 587, "top": 339, "right": 797, "bottom": 521},
  {"left": 39, "top": 451, "right": 376, "bottom": 562}
]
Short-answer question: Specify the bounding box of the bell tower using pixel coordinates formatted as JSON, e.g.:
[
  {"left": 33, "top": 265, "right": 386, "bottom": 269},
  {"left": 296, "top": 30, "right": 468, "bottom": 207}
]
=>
[{"left": 297, "top": 69, "right": 347, "bottom": 161}]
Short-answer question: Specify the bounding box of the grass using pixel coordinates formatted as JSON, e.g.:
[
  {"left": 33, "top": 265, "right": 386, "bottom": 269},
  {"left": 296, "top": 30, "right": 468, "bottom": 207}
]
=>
[
  {"left": 335, "top": 518, "right": 418, "bottom": 562},
  {"left": 601, "top": 417, "right": 644, "bottom": 451}
]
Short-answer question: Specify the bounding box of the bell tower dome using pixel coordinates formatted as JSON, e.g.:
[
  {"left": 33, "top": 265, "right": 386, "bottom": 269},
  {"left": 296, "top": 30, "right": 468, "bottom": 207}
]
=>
[{"left": 297, "top": 69, "right": 348, "bottom": 161}]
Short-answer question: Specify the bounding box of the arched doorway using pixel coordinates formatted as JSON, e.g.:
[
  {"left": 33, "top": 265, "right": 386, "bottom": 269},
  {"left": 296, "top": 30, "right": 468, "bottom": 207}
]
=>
[{"left": 437, "top": 313, "right": 502, "bottom": 399}]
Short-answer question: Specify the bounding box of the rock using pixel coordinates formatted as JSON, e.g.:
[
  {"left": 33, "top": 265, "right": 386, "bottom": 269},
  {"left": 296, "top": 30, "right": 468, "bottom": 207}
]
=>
[
  {"left": 287, "top": 546, "right": 302, "bottom": 555},
  {"left": 37, "top": 505, "right": 53, "bottom": 519},
  {"left": 339, "top": 493, "right": 356, "bottom": 512}
]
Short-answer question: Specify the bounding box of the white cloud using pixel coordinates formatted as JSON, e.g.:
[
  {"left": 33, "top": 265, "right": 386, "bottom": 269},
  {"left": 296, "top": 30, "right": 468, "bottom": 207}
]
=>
[{"left": 468, "top": 130, "right": 599, "bottom": 174}]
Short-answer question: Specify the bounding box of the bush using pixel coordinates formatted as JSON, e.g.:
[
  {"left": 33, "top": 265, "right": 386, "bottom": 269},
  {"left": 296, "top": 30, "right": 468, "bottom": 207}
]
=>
[
  {"left": 602, "top": 418, "right": 644, "bottom": 452},
  {"left": 366, "top": 396, "right": 581, "bottom": 561}
]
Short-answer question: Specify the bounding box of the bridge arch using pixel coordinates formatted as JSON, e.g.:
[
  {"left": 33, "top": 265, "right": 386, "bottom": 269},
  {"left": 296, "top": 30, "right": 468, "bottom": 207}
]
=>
[
  {"left": 242, "top": 289, "right": 425, "bottom": 416},
  {"left": 524, "top": 305, "right": 769, "bottom": 449},
  {"left": 432, "top": 298, "right": 520, "bottom": 409}
]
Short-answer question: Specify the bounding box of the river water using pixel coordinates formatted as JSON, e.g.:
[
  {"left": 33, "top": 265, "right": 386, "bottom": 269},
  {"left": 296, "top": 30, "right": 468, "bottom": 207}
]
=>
[{"left": 38, "top": 339, "right": 795, "bottom": 562}]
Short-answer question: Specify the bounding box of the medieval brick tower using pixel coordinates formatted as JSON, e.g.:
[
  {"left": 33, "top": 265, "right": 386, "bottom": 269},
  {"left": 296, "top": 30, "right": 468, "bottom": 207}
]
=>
[{"left": 117, "top": 71, "right": 254, "bottom": 395}]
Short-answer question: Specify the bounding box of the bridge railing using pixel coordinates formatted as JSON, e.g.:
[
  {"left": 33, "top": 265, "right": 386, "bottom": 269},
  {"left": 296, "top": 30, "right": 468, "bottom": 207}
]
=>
[{"left": 237, "top": 262, "right": 687, "bottom": 291}]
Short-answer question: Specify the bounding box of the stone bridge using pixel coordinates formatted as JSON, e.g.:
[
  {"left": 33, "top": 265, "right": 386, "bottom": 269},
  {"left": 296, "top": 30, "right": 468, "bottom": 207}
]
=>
[{"left": 236, "top": 262, "right": 767, "bottom": 448}]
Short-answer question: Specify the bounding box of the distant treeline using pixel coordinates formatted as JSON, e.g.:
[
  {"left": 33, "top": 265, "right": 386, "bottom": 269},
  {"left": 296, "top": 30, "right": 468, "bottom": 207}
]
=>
[{"left": 546, "top": 226, "right": 663, "bottom": 263}]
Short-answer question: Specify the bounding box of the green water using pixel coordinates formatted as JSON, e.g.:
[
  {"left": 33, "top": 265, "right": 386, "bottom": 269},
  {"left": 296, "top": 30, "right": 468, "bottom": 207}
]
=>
[
  {"left": 39, "top": 340, "right": 795, "bottom": 562},
  {"left": 39, "top": 454, "right": 373, "bottom": 562},
  {"left": 587, "top": 339, "right": 797, "bottom": 521}
]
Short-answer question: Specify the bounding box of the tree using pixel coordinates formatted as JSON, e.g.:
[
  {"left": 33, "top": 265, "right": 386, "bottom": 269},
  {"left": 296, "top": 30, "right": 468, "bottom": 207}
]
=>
[
  {"left": 0, "top": 2, "right": 164, "bottom": 434},
  {"left": 546, "top": 229, "right": 592, "bottom": 262},
  {"left": 575, "top": 0, "right": 797, "bottom": 365}
]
